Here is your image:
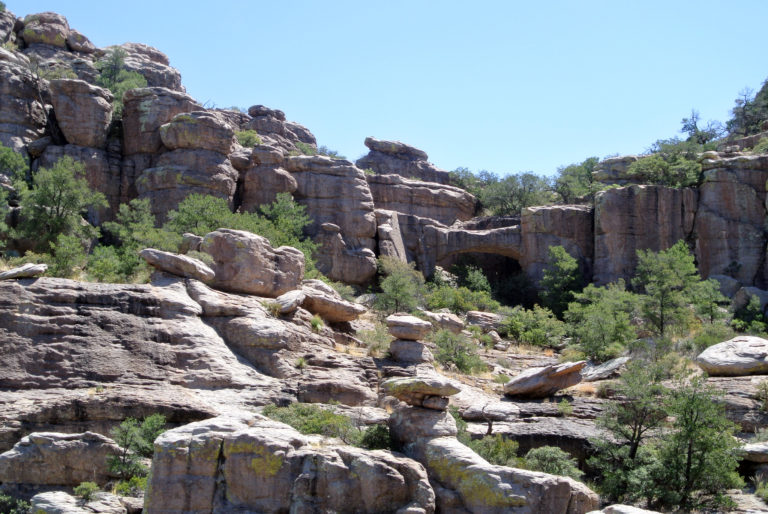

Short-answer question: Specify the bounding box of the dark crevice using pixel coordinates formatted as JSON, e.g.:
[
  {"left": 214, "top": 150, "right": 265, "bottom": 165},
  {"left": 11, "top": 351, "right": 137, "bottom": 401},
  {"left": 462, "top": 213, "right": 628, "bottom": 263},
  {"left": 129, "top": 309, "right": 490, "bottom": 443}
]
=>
[{"left": 232, "top": 169, "right": 245, "bottom": 212}]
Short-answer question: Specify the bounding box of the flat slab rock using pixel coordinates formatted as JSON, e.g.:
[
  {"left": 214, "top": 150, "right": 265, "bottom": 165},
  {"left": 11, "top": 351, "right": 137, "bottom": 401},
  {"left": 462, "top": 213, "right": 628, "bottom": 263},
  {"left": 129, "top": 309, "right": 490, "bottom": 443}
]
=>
[
  {"left": 0, "top": 263, "right": 47, "bottom": 280},
  {"left": 696, "top": 336, "right": 768, "bottom": 376},
  {"left": 31, "top": 491, "right": 127, "bottom": 514},
  {"left": 140, "top": 248, "right": 214, "bottom": 282},
  {"left": 504, "top": 361, "right": 586, "bottom": 398},
  {"left": 386, "top": 314, "right": 432, "bottom": 340}
]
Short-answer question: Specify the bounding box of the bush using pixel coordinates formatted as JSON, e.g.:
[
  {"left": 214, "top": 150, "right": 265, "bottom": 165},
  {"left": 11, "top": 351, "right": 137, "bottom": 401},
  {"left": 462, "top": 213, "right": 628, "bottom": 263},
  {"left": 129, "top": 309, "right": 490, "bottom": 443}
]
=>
[
  {"left": 96, "top": 48, "right": 148, "bottom": 119},
  {"left": 753, "top": 137, "right": 768, "bottom": 154},
  {"left": 358, "top": 424, "right": 393, "bottom": 450},
  {"left": 525, "top": 446, "right": 583, "bottom": 480},
  {"left": 235, "top": 130, "right": 262, "bottom": 147},
  {"left": 114, "top": 476, "right": 147, "bottom": 497},
  {"left": 466, "top": 434, "right": 520, "bottom": 467},
  {"left": 310, "top": 315, "right": 324, "bottom": 332},
  {"left": 374, "top": 257, "right": 425, "bottom": 314},
  {"left": 557, "top": 399, "right": 573, "bottom": 417},
  {"left": 262, "top": 403, "right": 360, "bottom": 445},
  {"left": 357, "top": 321, "right": 391, "bottom": 357},
  {"left": 433, "top": 329, "right": 486, "bottom": 374},
  {"left": 0, "top": 493, "right": 29, "bottom": 514},
  {"left": 500, "top": 305, "right": 566, "bottom": 347},
  {"left": 426, "top": 285, "right": 499, "bottom": 314},
  {"left": 74, "top": 482, "right": 99, "bottom": 501},
  {"left": 452, "top": 264, "right": 491, "bottom": 294},
  {"left": 732, "top": 294, "right": 768, "bottom": 335},
  {"left": 539, "top": 246, "right": 583, "bottom": 318},
  {"left": 108, "top": 414, "right": 167, "bottom": 480},
  {"left": 48, "top": 233, "right": 87, "bottom": 278}
]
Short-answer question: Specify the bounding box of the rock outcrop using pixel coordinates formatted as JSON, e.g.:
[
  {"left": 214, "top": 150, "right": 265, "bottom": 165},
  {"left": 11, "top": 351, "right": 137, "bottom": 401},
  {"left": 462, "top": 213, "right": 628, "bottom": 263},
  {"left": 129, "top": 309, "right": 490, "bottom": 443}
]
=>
[
  {"left": 356, "top": 137, "right": 452, "bottom": 184},
  {"left": 300, "top": 279, "right": 367, "bottom": 322},
  {"left": 48, "top": 79, "right": 112, "bottom": 148},
  {"left": 145, "top": 414, "right": 435, "bottom": 514},
  {"left": 31, "top": 491, "right": 127, "bottom": 514},
  {"left": 504, "top": 361, "right": 586, "bottom": 398},
  {"left": 140, "top": 248, "right": 215, "bottom": 282},
  {"left": 387, "top": 314, "right": 433, "bottom": 341}
]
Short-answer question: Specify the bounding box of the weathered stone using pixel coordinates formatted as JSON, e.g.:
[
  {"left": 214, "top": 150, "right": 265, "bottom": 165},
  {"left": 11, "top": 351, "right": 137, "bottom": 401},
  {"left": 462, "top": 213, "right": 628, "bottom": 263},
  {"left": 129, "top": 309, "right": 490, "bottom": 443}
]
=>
[
  {"left": 117, "top": 43, "right": 183, "bottom": 91},
  {"left": 21, "top": 12, "right": 70, "bottom": 48},
  {"left": 366, "top": 173, "right": 476, "bottom": 225},
  {"left": 739, "top": 441, "right": 768, "bottom": 463},
  {"left": 179, "top": 233, "right": 203, "bottom": 254},
  {"left": 145, "top": 415, "right": 435, "bottom": 514},
  {"left": 273, "top": 289, "right": 306, "bottom": 314},
  {"left": 31, "top": 491, "right": 127, "bottom": 514},
  {"left": 387, "top": 314, "right": 433, "bottom": 340},
  {"left": 590, "top": 505, "right": 661, "bottom": 514},
  {"left": 159, "top": 110, "right": 234, "bottom": 154},
  {"left": 695, "top": 155, "right": 768, "bottom": 285},
  {"left": 420, "top": 310, "right": 465, "bottom": 334},
  {"left": 0, "top": 263, "right": 47, "bottom": 280},
  {"left": 696, "top": 336, "right": 768, "bottom": 376},
  {"left": 240, "top": 164, "right": 297, "bottom": 210},
  {"left": 201, "top": 229, "right": 305, "bottom": 297},
  {"left": 66, "top": 29, "right": 95, "bottom": 53},
  {"left": 592, "top": 155, "right": 641, "bottom": 185},
  {"left": 0, "top": 431, "right": 120, "bottom": 486},
  {"left": 594, "top": 185, "right": 697, "bottom": 285},
  {"left": 582, "top": 356, "right": 630, "bottom": 382},
  {"left": 466, "top": 311, "right": 502, "bottom": 332},
  {"left": 0, "top": 60, "right": 47, "bottom": 153},
  {"left": 122, "top": 87, "right": 200, "bottom": 155},
  {"left": 389, "top": 340, "right": 434, "bottom": 364},
  {"left": 389, "top": 405, "right": 459, "bottom": 441},
  {"left": 382, "top": 376, "right": 460, "bottom": 402},
  {"left": 315, "top": 223, "right": 377, "bottom": 284},
  {"left": 301, "top": 279, "right": 367, "bottom": 322},
  {"left": 375, "top": 209, "right": 409, "bottom": 262},
  {"left": 461, "top": 401, "right": 520, "bottom": 422},
  {"left": 520, "top": 204, "right": 594, "bottom": 283},
  {"left": 136, "top": 149, "right": 238, "bottom": 221},
  {"left": 711, "top": 274, "right": 743, "bottom": 298},
  {"left": 356, "top": 136, "right": 451, "bottom": 184},
  {"left": 140, "top": 248, "right": 215, "bottom": 282},
  {"left": 504, "top": 361, "right": 586, "bottom": 398},
  {"left": 49, "top": 79, "right": 113, "bottom": 148},
  {"left": 732, "top": 286, "right": 768, "bottom": 313},
  {"left": 26, "top": 136, "right": 51, "bottom": 157}
]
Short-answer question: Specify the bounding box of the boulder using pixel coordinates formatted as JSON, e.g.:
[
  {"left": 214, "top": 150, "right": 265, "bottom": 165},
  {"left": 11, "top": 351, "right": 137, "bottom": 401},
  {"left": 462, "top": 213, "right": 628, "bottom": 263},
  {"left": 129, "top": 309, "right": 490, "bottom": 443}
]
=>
[
  {"left": 739, "top": 441, "right": 768, "bottom": 463},
  {"left": 21, "top": 12, "right": 70, "bottom": 48},
  {"left": 159, "top": 110, "right": 234, "bottom": 154},
  {"left": 710, "top": 274, "right": 742, "bottom": 298},
  {"left": 386, "top": 314, "right": 433, "bottom": 340},
  {"left": 504, "top": 361, "right": 586, "bottom": 398},
  {"left": 356, "top": 136, "right": 451, "bottom": 184},
  {"left": 201, "top": 229, "right": 305, "bottom": 297},
  {"left": 594, "top": 185, "right": 697, "bottom": 285},
  {"left": 273, "top": 289, "right": 306, "bottom": 314},
  {"left": 582, "top": 356, "right": 630, "bottom": 382},
  {"left": 0, "top": 60, "right": 47, "bottom": 154},
  {"left": 49, "top": 79, "right": 113, "bottom": 148},
  {"left": 375, "top": 209, "right": 409, "bottom": 262},
  {"left": 466, "top": 311, "right": 502, "bottom": 332},
  {"left": 389, "top": 339, "right": 434, "bottom": 364},
  {"left": 240, "top": 152, "right": 297, "bottom": 211},
  {"left": 592, "top": 155, "right": 641, "bottom": 185},
  {"left": 315, "top": 223, "right": 378, "bottom": 284},
  {"left": 145, "top": 415, "right": 435, "bottom": 513},
  {"left": 389, "top": 404, "right": 459, "bottom": 440},
  {"left": 589, "top": 505, "right": 661, "bottom": 514},
  {"left": 420, "top": 310, "right": 465, "bottom": 334},
  {"left": 66, "top": 29, "right": 96, "bottom": 53},
  {"left": 366, "top": 173, "right": 476, "bottom": 225},
  {"left": 117, "top": 43, "right": 183, "bottom": 91},
  {"left": 0, "top": 431, "right": 120, "bottom": 486},
  {"left": 122, "top": 87, "right": 200, "bottom": 155},
  {"left": 31, "top": 491, "right": 127, "bottom": 514},
  {"left": 140, "top": 248, "right": 215, "bottom": 282},
  {"left": 245, "top": 105, "right": 316, "bottom": 152},
  {"left": 301, "top": 279, "right": 366, "bottom": 322},
  {"left": 732, "top": 286, "right": 768, "bottom": 313},
  {"left": 0, "top": 263, "right": 47, "bottom": 280},
  {"left": 696, "top": 336, "right": 768, "bottom": 376}
]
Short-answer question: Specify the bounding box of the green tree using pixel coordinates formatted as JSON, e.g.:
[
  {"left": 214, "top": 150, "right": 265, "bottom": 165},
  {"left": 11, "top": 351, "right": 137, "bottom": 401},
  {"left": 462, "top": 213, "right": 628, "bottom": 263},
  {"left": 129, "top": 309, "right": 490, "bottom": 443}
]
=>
[
  {"left": 48, "top": 233, "right": 88, "bottom": 278},
  {"left": 692, "top": 278, "right": 729, "bottom": 324},
  {"left": 554, "top": 156, "right": 598, "bottom": 204},
  {"left": 565, "top": 280, "right": 638, "bottom": 362},
  {"left": 539, "top": 246, "right": 583, "bottom": 318},
  {"left": 632, "top": 241, "right": 700, "bottom": 337},
  {"left": 96, "top": 48, "right": 148, "bottom": 119},
  {"left": 645, "top": 374, "right": 743, "bottom": 510},
  {"left": 433, "top": 329, "right": 486, "bottom": 374},
  {"left": 375, "top": 257, "right": 425, "bottom": 313},
  {"left": 0, "top": 141, "right": 27, "bottom": 182},
  {"left": 13, "top": 156, "right": 106, "bottom": 252},
  {"left": 680, "top": 109, "right": 724, "bottom": 145},
  {"left": 524, "top": 446, "right": 583, "bottom": 480},
  {"left": 500, "top": 305, "right": 566, "bottom": 347},
  {"left": 589, "top": 361, "right": 667, "bottom": 502},
  {"left": 453, "top": 264, "right": 492, "bottom": 294},
  {"left": 727, "top": 83, "right": 768, "bottom": 136},
  {"left": 108, "top": 414, "right": 167, "bottom": 480},
  {"left": 478, "top": 172, "right": 554, "bottom": 216},
  {"left": 732, "top": 294, "right": 768, "bottom": 335}
]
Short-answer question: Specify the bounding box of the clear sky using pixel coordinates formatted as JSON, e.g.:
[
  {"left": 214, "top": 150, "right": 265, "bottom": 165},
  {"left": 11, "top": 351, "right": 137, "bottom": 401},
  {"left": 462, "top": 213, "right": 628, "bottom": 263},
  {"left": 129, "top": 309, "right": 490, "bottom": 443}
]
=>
[{"left": 6, "top": 1, "right": 768, "bottom": 176}]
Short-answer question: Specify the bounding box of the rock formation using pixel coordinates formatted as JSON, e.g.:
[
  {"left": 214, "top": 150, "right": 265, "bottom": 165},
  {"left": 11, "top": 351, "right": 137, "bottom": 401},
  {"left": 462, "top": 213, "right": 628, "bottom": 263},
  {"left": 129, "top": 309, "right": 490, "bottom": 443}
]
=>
[
  {"left": 356, "top": 136, "right": 452, "bottom": 184},
  {"left": 696, "top": 335, "right": 768, "bottom": 376}
]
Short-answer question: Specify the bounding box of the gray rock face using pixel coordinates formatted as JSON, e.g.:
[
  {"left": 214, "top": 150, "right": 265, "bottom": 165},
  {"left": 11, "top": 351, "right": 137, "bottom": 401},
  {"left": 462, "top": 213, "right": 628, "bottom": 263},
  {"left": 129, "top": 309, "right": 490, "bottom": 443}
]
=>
[
  {"left": 375, "top": 209, "right": 409, "bottom": 262},
  {"left": 592, "top": 155, "right": 641, "bottom": 185},
  {"left": 389, "top": 339, "right": 434, "bottom": 364},
  {"left": 122, "top": 87, "right": 200, "bottom": 156},
  {"left": 117, "top": 42, "right": 183, "bottom": 91},
  {"left": 696, "top": 336, "right": 768, "bottom": 376},
  {"left": 504, "top": 361, "right": 586, "bottom": 398},
  {"left": 594, "top": 185, "right": 697, "bottom": 285},
  {"left": 0, "top": 431, "right": 120, "bottom": 486},
  {"left": 201, "top": 229, "right": 305, "bottom": 297},
  {"left": 582, "top": 356, "right": 630, "bottom": 382},
  {"left": 49, "top": 79, "right": 112, "bottom": 148},
  {"left": 0, "top": 262, "right": 47, "bottom": 280},
  {"left": 466, "top": 311, "right": 502, "bottom": 332},
  {"left": 145, "top": 414, "right": 435, "bottom": 514},
  {"left": 159, "top": 110, "right": 234, "bottom": 154},
  {"left": 381, "top": 376, "right": 460, "bottom": 410},
  {"left": 140, "top": 248, "right": 215, "bottom": 282},
  {"left": 31, "top": 491, "right": 127, "bottom": 514},
  {"left": 21, "top": 12, "right": 70, "bottom": 48},
  {"left": 739, "top": 441, "right": 768, "bottom": 463},
  {"left": 366, "top": 173, "right": 476, "bottom": 225},
  {"left": 356, "top": 136, "right": 451, "bottom": 184},
  {"left": 300, "top": 279, "right": 367, "bottom": 322},
  {"left": 315, "top": 223, "right": 377, "bottom": 284},
  {"left": 245, "top": 104, "right": 316, "bottom": 153},
  {"left": 387, "top": 314, "right": 432, "bottom": 341},
  {"left": 0, "top": 60, "right": 47, "bottom": 154}
]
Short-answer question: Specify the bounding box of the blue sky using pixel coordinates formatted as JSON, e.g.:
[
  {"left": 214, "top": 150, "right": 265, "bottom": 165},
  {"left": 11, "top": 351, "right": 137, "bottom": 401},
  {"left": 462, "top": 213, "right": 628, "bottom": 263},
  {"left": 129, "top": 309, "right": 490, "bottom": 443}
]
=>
[{"left": 7, "top": 1, "right": 768, "bottom": 176}]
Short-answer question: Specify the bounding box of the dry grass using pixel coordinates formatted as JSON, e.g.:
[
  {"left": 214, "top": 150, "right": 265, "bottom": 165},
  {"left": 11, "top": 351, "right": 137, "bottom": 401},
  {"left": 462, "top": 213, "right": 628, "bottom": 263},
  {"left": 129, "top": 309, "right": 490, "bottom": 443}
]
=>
[{"left": 570, "top": 382, "right": 598, "bottom": 397}]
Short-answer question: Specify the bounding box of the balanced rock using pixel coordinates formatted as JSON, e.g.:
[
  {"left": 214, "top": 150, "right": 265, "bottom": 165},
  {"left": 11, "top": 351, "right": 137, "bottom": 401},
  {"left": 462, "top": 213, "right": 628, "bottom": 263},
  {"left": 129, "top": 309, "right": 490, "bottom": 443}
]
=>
[
  {"left": 301, "top": 279, "right": 366, "bottom": 322},
  {"left": 0, "top": 262, "right": 47, "bottom": 280},
  {"left": 201, "top": 228, "right": 305, "bottom": 297},
  {"left": 387, "top": 314, "right": 432, "bottom": 340},
  {"left": 49, "top": 79, "right": 113, "bottom": 148},
  {"left": 382, "top": 376, "right": 460, "bottom": 410},
  {"left": 504, "top": 361, "right": 586, "bottom": 398},
  {"left": 145, "top": 414, "right": 435, "bottom": 513},
  {"left": 696, "top": 336, "right": 768, "bottom": 376},
  {"left": 356, "top": 136, "right": 451, "bottom": 184},
  {"left": 0, "top": 431, "right": 120, "bottom": 486},
  {"left": 140, "top": 248, "right": 215, "bottom": 282}
]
